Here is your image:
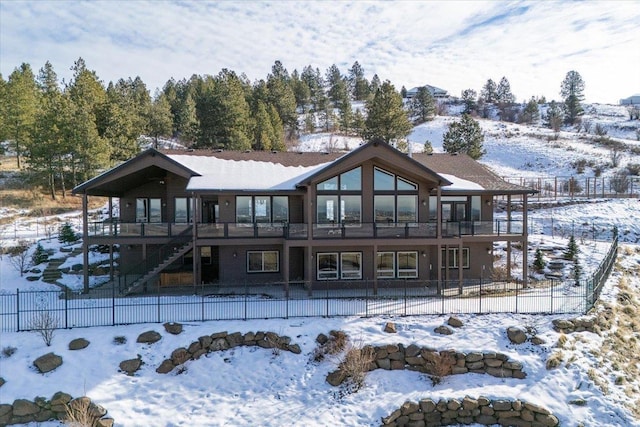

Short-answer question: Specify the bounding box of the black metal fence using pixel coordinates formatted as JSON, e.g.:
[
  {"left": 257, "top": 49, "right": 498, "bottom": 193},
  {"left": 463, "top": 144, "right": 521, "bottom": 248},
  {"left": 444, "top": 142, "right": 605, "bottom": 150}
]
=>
[{"left": 0, "top": 236, "right": 618, "bottom": 333}]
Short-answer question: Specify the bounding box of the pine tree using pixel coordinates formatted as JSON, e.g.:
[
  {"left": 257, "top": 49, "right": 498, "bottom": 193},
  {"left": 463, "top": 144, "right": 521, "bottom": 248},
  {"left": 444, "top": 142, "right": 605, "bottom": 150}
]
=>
[
  {"left": 560, "top": 70, "right": 585, "bottom": 125},
  {"left": 147, "top": 92, "right": 173, "bottom": 148},
  {"left": 544, "top": 101, "right": 563, "bottom": 132},
  {"left": 460, "top": 89, "right": 477, "bottom": 114},
  {"left": 480, "top": 78, "right": 497, "bottom": 103},
  {"left": 496, "top": 77, "right": 515, "bottom": 121},
  {"left": 32, "top": 243, "right": 49, "bottom": 265},
  {"left": 58, "top": 222, "right": 79, "bottom": 244},
  {"left": 267, "top": 62, "right": 297, "bottom": 131},
  {"left": 5, "top": 63, "right": 39, "bottom": 168},
  {"left": 442, "top": 114, "right": 485, "bottom": 159},
  {"left": 520, "top": 98, "right": 540, "bottom": 124},
  {"left": 564, "top": 235, "right": 578, "bottom": 261},
  {"left": 410, "top": 86, "right": 436, "bottom": 124},
  {"left": 290, "top": 69, "right": 310, "bottom": 113},
  {"left": 301, "top": 65, "right": 325, "bottom": 112},
  {"left": 361, "top": 81, "right": 412, "bottom": 143},
  {"left": 348, "top": 61, "right": 370, "bottom": 101},
  {"left": 268, "top": 104, "right": 285, "bottom": 151},
  {"left": 369, "top": 74, "right": 381, "bottom": 97},
  {"left": 337, "top": 90, "right": 353, "bottom": 134},
  {"left": 533, "top": 248, "right": 546, "bottom": 272},
  {"left": 252, "top": 101, "right": 274, "bottom": 151},
  {"left": 0, "top": 73, "right": 7, "bottom": 143}
]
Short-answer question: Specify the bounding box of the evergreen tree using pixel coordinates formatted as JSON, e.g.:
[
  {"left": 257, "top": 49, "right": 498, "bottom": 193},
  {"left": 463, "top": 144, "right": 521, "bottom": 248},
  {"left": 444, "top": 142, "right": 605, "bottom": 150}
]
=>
[
  {"left": 361, "top": 81, "right": 412, "bottom": 143},
  {"left": 544, "top": 101, "right": 563, "bottom": 132},
  {"left": 176, "top": 92, "right": 199, "bottom": 143},
  {"left": 212, "top": 69, "right": 252, "bottom": 150},
  {"left": 496, "top": 77, "right": 515, "bottom": 121},
  {"left": 480, "top": 78, "right": 497, "bottom": 103},
  {"left": 369, "top": 74, "right": 381, "bottom": 97},
  {"left": 442, "top": 114, "right": 485, "bottom": 159},
  {"left": 564, "top": 235, "right": 579, "bottom": 261},
  {"left": 5, "top": 63, "right": 39, "bottom": 168},
  {"left": 32, "top": 243, "right": 49, "bottom": 265},
  {"left": 58, "top": 222, "right": 79, "bottom": 244},
  {"left": 147, "top": 92, "right": 173, "bottom": 148},
  {"left": 268, "top": 104, "right": 285, "bottom": 151},
  {"left": 520, "top": 97, "right": 540, "bottom": 124},
  {"left": 301, "top": 65, "right": 325, "bottom": 112},
  {"left": 337, "top": 91, "right": 353, "bottom": 134},
  {"left": 560, "top": 70, "right": 585, "bottom": 125},
  {"left": 325, "top": 64, "right": 344, "bottom": 108},
  {"left": 533, "top": 248, "right": 546, "bottom": 272},
  {"left": 409, "top": 86, "right": 436, "bottom": 123},
  {"left": 290, "top": 69, "right": 310, "bottom": 113},
  {"left": 267, "top": 61, "right": 297, "bottom": 131},
  {"left": 252, "top": 101, "right": 275, "bottom": 151},
  {"left": 460, "top": 89, "right": 477, "bottom": 114},
  {"left": 0, "top": 73, "right": 7, "bottom": 143},
  {"left": 348, "top": 61, "right": 370, "bottom": 101},
  {"left": 352, "top": 109, "right": 365, "bottom": 136}
]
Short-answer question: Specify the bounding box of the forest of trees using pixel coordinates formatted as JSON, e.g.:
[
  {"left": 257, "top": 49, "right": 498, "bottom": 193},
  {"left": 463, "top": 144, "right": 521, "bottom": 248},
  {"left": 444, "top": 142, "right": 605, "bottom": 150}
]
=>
[{"left": 0, "top": 58, "right": 414, "bottom": 199}]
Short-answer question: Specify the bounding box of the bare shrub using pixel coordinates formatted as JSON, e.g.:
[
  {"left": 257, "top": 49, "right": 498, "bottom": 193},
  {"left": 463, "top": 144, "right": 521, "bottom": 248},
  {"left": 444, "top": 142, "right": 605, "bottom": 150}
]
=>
[
  {"left": 610, "top": 171, "right": 630, "bottom": 194},
  {"left": 29, "top": 311, "right": 59, "bottom": 346},
  {"left": 424, "top": 350, "right": 457, "bottom": 385},
  {"left": 64, "top": 396, "right": 101, "bottom": 427},
  {"left": 2, "top": 346, "right": 17, "bottom": 358},
  {"left": 562, "top": 177, "right": 583, "bottom": 194},
  {"left": 339, "top": 343, "right": 375, "bottom": 391},
  {"left": 491, "top": 265, "right": 509, "bottom": 281},
  {"left": 546, "top": 351, "right": 564, "bottom": 370},
  {"left": 313, "top": 330, "right": 348, "bottom": 362},
  {"left": 8, "top": 241, "right": 30, "bottom": 277},
  {"left": 594, "top": 123, "right": 608, "bottom": 136}
]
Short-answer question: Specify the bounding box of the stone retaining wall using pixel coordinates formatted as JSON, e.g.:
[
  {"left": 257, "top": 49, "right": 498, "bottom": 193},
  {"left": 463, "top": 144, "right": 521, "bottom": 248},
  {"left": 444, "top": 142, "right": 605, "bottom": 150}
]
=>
[
  {"left": 156, "top": 331, "right": 301, "bottom": 374},
  {"left": 381, "top": 396, "right": 559, "bottom": 427},
  {"left": 0, "top": 392, "right": 113, "bottom": 427},
  {"left": 328, "top": 344, "right": 526, "bottom": 386},
  {"left": 552, "top": 317, "right": 596, "bottom": 333}
]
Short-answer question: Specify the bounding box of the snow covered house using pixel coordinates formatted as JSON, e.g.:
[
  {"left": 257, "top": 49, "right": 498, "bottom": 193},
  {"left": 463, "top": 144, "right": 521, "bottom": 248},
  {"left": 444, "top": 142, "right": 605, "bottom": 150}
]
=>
[
  {"left": 620, "top": 95, "right": 640, "bottom": 105},
  {"left": 72, "top": 140, "right": 535, "bottom": 295},
  {"left": 406, "top": 84, "right": 449, "bottom": 99}
]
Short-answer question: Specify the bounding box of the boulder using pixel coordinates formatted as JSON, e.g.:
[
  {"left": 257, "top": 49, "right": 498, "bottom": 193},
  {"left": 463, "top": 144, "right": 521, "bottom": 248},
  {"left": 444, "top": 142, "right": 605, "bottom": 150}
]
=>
[
  {"left": 97, "top": 418, "right": 115, "bottom": 427},
  {"left": 12, "top": 399, "right": 39, "bottom": 416},
  {"left": 171, "top": 348, "right": 190, "bottom": 365},
  {"left": 506, "top": 326, "right": 527, "bottom": 344},
  {"left": 552, "top": 318, "right": 575, "bottom": 331},
  {"left": 163, "top": 322, "right": 183, "bottom": 335},
  {"left": 156, "top": 359, "right": 175, "bottom": 374},
  {"left": 326, "top": 369, "right": 345, "bottom": 386},
  {"left": 384, "top": 322, "right": 397, "bottom": 333},
  {"left": 531, "top": 335, "right": 546, "bottom": 345},
  {"left": 287, "top": 344, "right": 302, "bottom": 354},
  {"left": 136, "top": 330, "right": 161, "bottom": 344},
  {"left": 119, "top": 357, "right": 142, "bottom": 375},
  {"left": 434, "top": 325, "right": 453, "bottom": 335},
  {"left": 69, "top": 338, "right": 90, "bottom": 350},
  {"left": 34, "top": 352, "right": 63, "bottom": 373},
  {"left": 447, "top": 316, "right": 464, "bottom": 328}
]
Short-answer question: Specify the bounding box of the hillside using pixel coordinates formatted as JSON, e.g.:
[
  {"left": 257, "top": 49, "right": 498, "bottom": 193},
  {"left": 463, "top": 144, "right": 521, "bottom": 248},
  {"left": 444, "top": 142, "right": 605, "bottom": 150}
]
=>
[{"left": 0, "top": 104, "right": 639, "bottom": 426}]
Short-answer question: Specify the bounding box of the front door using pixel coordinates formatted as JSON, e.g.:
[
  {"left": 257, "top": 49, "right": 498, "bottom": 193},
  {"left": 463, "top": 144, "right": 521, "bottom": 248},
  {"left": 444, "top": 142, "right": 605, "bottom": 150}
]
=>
[{"left": 202, "top": 200, "right": 219, "bottom": 223}]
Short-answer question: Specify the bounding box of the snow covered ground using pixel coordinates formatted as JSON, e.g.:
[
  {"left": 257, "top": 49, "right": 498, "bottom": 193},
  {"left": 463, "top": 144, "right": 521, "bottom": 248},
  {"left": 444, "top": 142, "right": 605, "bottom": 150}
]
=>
[{"left": 1, "top": 103, "right": 639, "bottom": 426}]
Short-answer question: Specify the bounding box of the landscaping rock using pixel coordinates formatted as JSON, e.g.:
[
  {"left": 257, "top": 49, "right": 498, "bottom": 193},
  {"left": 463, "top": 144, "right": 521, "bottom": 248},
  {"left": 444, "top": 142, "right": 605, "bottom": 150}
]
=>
[
  {"left": 97, "top": 418, "right": 115, "bottom": 427},
  {"left": 119, "top": 357, "right": 142, "bottom": 375},
  {"left": 136, "top": 330, "right": 161, "bottom": 344},
  {"left": 326, "top": 369, "right": 345, "bottom": 386},
  {"left": 171, "top": 348, "right": 190, "bottom": 365},
  {"left": 434, "top": 325, "right": 453, "bottom": 335},
  {"left": 33, "top": 352, "right": 63, "bottom": 373},
  {"left": 447, "top": 316, "right": 464, "bottom": 328},
  {"left": 384, "top": 322, "right": 397, "bottom": 333},
  {"left": 156, "top": 359, "right": 175, "bottom": 374},
  {"left": 69, "top": 338, "right": 90, "bottom": 350},
  {"left": 315, "top": 333, "right": 328, "bottom": 344},
  {"left": 506, "top": 326, "right": 527, "bottom": 344},
  {"left": 163, "top": 322, "right": 183, "bottom": 335},
  {"left": 552, "top": 318, "right": 575, "bottom": 331},
  {"left": 531, "top": 335, "right": 546, "bottom": 345},
  {"left": 12, "top": 399, "right": 39, "bottom": 417}
]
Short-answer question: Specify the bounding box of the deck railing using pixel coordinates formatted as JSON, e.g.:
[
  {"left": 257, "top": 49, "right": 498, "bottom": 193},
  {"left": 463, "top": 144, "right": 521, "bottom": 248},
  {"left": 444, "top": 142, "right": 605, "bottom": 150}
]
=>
[{"left": 87, "top": 219, "right": 525, "bottom": 239}]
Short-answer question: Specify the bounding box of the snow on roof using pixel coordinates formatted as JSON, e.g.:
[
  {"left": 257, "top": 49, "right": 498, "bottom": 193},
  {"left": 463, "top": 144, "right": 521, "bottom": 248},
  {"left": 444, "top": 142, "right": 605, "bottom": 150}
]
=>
[
  {"left": 168, "top": 154, "right": 331, "bottom": 191},
  {"left": 439, "top": 173, "right": 484, "bottom": 191}
]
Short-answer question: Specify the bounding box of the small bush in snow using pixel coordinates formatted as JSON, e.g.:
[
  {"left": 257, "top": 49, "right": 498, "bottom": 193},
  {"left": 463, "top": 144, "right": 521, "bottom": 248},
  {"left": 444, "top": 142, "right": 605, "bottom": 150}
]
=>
[
  {"left": 611, "top": 170, "right": 630, "bottom": 194},
  {"left": 58, "top": 222, "right": 79, "bottom": 244},
  {"left": 2, "top": 346, "right": 17, "bottom": 358},
  {"left": 31, "top": 243, "right": 49, "bottom": 265},
  {"left": 29, "top": 311, "right": 59, "bottom": 346}
]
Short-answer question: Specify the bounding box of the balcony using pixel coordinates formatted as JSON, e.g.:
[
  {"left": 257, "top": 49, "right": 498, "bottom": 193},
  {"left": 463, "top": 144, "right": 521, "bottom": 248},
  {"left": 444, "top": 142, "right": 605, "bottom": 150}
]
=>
[{"left": 87, "top": 219, "right": 525, "bottom": 240}]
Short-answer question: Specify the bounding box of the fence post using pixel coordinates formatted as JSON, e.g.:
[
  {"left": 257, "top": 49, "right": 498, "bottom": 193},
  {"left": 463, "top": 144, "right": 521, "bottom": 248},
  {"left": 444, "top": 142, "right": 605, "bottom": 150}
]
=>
[
  {"left": 201, "top": 292, "right": 205, "bottom": 322},
  {"left": 326, "top": 285, "right": 329, "bottom": 317},
  {"left": 16, "top": 289, "right": 20, "bottom": 332},
  {"left": 64, "top": 288, "right": 68, "bottom": 329},
  {"left": 404, "top": 280, "right": 407, "bottom": 316},
  {"left": 157, "top": 284, "right": 161, "bottom": 323},
  {"left": 515, "top": 280, "right": 518, "bottom": 314},
  {"left": 112, "top": 279, "right": 116, "bottom": 326},
  {"left": 365, "top": 279, "right": 369, "bottom": 318},
  {"left": 244, "top": 280, "right": 248, "bottom": 321},
  {"left": 550, "top": 279, "right": 554, "bottom": 314}
]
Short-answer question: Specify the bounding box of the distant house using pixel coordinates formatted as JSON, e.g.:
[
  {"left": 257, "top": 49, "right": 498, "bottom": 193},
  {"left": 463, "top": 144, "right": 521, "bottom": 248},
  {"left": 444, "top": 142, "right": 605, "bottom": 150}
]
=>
[
  {"left": 72, "top": 141, "right": 535, "bottom": 296},
  {"left": 620, "top": 95, "right": 640, "bottom": 105},
  {"left": 406, "top": 84, "right": 449, "bottom": 99}
]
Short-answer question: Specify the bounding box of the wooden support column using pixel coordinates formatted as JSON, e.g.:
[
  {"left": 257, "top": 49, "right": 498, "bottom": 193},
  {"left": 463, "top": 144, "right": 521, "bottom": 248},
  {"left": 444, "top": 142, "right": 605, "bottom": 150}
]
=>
[
  {"left": 458, "top": 242, "right": 464, "bottom": 294},
  {"left": 306, "top": 245, "right": 313, "bottom": 296},
  {"left": 108, "top": 197, "right": 114, "bottom": 281},
  {"left": 522, "top": 193, "right": 529, "bottom": 288},
  {"left": 283, "top": 243, "right": 290, "bottom": 297},
  {"left": 372, "top": 243, "right": 378, "bottom": 296},
  {"left": 192, "top": 193, "right": 199, "bottom": 288},
  {"left": 436, "top": 244, "right": 442, "bottom": 293},
  {"left": 82, "top": 192, "right": 89, "bottom": 293}
]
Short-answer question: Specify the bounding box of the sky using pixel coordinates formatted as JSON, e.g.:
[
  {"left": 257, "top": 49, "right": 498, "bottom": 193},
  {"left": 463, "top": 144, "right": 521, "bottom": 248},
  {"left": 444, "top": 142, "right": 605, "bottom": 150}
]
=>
[{"left": 1, "top": 0, "right": 639, "bottom": 104}]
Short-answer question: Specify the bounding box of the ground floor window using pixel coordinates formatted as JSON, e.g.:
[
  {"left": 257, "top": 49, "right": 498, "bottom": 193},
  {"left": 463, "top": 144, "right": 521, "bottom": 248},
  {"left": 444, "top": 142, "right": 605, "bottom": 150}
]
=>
[
  {"left": 247, "top": 251, "right": 279, "bottom": 273},
  {"left": 442, "top": 247, "right": 470, "bottom": 268},
  {"left": 317, "top": 252, "right": 362, "bottom": 280},
  {"left": 376, "top": 251, "right": 418, "bottom": 278}
]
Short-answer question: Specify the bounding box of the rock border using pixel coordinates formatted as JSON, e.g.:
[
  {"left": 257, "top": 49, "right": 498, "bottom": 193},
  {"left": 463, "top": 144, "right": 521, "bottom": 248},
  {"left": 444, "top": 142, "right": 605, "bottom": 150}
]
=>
[
  {"left": 0, "top": 392, "right": 113, "bottom": 426},
  {"left": 381, "top": 396, "right": 559, "bottom": 427},
  {"left": 327, "top": 344, "right": 526, "bottom": 386},
  {"left": 156, "top": 331, "right": 301, "bottom": 374}
]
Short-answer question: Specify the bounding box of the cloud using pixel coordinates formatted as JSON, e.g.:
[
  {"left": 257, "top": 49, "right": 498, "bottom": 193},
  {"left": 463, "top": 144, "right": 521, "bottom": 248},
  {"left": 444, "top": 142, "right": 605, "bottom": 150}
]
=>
[{"left": 1, "top": 0, "right": 638, "bottom": 103}]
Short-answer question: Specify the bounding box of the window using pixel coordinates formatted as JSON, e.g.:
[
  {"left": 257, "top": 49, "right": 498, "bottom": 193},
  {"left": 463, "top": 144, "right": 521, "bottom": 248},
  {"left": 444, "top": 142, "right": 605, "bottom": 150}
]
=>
[
  {"left": 247, "top": 251, "right": 279, "bottom": 273},
  {"left": 201, "top": 246, "right": 212, "bottom": 265},
  {"left": 374, "top": 167, "right": 417, "bottom": 191},
  {"left": 317, "top": 167, "right": 362, "bottom": 225},
  {"left": 441, "top": 247, "right": 470, "bottom": 268},
  {"left": 317, "top": 253, "right": 338, "bottom": 280},
  {"left": 376, "top": 252, "right": 395, "bottom": 278},
  {"left": 374, "top": 168, "right": 418, "bottom": 224},
  {"left": 236, "top": 196, "right": 288, "bottom": 223},
  {"left": 397, "top": 251, "right": 418, "bottom": 278},
  {"left": 174, "top": 197, "right": 191, "bottom": 223},
  {"left": 341, "top": 252, "right": 362, "bottom": 279},
  {"left": 136, "top": 198, "right": 161, "bottom": 223}
]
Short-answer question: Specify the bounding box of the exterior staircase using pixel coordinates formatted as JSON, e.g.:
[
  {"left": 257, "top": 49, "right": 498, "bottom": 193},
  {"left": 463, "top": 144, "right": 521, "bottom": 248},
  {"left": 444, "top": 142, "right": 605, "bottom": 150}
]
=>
[{"left": 118, "top": 227, "right": 194, "bottom": 296}]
